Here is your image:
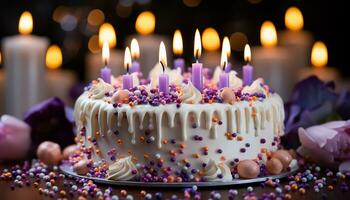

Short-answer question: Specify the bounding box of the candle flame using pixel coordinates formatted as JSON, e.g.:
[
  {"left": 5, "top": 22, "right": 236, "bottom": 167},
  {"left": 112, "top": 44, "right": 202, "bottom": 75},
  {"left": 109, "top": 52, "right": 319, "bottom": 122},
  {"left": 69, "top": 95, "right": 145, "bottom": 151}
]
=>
[
  {"left": 99, "top": 23, "right": 116, "bottom": 48},
  {"left": 135, "top": 11, "right": 155, "bottom": 35},
  {"left": 102, "top": 41, "right": 110, "bottom": 65},
  {"left": 159, "top": 41, "right": 167, "bottom": 70},
  {"left": 260, "top": 21, "right": 277, "bottom": 48},
  {"left": 244, "top": 44, "right": 251, "bottom": 62},
  {"left": 202, "top": 27, "right": 220, "bottom": 52},
  {"left": 194, "top": 29, "right": 202, "bottom": 60},
  {"left": 173, "top": 30, "right": 183, "bottom": 55},
  {"left": 311, "top": 41, "right": 328, "bottom": 68},
  {"left": 19, "top": 11, "right": 33, "bottom": 35},
  {"left": 124, "top": 47, "right": 132, "bottom": 72},
  {"left": 285, "top": 7, "right": 304, "bottom": 31},
  {"left": 220, "top": 46, "right": 227, "bottom": 70},
  {"left": 46, "top": 45, "right": 62, "bottom": 70},
  {"left": 130, "top": 38, "right": 140, "bottom": 59},
  {"left": 222, "top": 36, "right": 231, "bottom": 57}
]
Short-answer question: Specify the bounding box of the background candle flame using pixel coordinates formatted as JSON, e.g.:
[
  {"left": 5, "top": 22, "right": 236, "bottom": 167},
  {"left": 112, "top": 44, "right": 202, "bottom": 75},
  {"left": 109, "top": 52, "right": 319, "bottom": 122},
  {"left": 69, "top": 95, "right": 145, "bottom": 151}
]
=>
[
  {"left": 222, "top": 36, "right": 231, "bottom": 57},
  {"left": 311, "top": 41, "right": 328, "bottom": 68},
  {"left": 19, "top": 11, "right": 33, "bottom": 35},
  {"left": 102, "top": 41, "right": 110, "bottom": 65},
  {"left": 135, "top": 11, "right": 155, "bottom": 35},
  {"left": 285, "top": 6, "right": 304, "bottom": 31},
  {"left": 159, "top": 41, "right": 167, "bottom": 69},
  {"left": 98, "top": 23, "right": 116, "bottom": 48},
  {"left": 130, "top": 39, "right": 140, "bottom": 59},
  {"left": 244, "top": 44, "right": 251, "bottom": 62},
  {"left": 194, "top": 29, "right": 202, "bottom": 59},
  {"left": 173, "top": 30, "right": 183, "bottom": 56},
  {"left": 124, "top": 47, "right": 132, "bottom": 71},
  {"left": 260, "top": 21, "right": 277, "bottom": 48},
  {"left": 46, "top": 45, "right": 62, "bottom": 70},
  {"left": 202, "top": 27, "right": 220, "bottom": 52}
]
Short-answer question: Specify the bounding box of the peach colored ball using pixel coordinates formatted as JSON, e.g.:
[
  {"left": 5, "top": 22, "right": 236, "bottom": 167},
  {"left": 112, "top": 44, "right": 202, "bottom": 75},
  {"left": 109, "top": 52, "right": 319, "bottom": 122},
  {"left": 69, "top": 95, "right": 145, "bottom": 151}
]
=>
[
  {"left": 237, "top": 160, "right": 260, "bottom": 179},
  {"left": 220, "top": 87, "right": 236, "bottom": 104},
  {"left": 272, "top": 150, "right": 293, "bottom": 169},
  {"left": 111, "top": 90, "right": 129, "bottom": 104},
  {"left": 73, "top": 159, "right": 89, "bottom": 175},
  {"left": 62, "top": 145, "right": 78, "bottom": 160},
  {"left": 266, "top": 157, "right": 283, "bottom": 175},
  {"left": 36, "top": 141, "right": 62, "bottom": 166}
]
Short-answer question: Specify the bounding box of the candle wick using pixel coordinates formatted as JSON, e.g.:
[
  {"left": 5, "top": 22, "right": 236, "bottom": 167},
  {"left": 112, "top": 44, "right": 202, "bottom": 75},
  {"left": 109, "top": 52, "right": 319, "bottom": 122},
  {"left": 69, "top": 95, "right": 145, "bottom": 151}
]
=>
[
  {"left": 160, "top": 61, "right": 165, "bottom": 73},
  {"left": 223, "top": 61, "right": 227, "bottom": 71},
  {"left": 104, "top": 59, "right": 108, "bottom": 66},
  {"left": 127, "top": 64, "right": 130, "bottom": 74},
  {"left": 195, "top": 49, "right": 199, "bottom": 61}
]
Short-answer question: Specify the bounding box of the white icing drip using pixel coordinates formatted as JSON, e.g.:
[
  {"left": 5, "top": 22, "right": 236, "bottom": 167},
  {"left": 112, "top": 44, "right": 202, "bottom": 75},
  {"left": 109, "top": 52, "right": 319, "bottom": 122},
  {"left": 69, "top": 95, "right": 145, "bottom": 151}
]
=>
[
  {"left": 89, "top": 78, "right": 114, "bottom": 99},
  {"left": 241, "top": 78, "right": 267, "bottom": 96},
  {"left": 202, "top": 159, "right": 232, "bottom": 182},
  {"left": 107, "top": 156, "right": 138, "bottom": 181},
  {"left": 181, "top": 81, "right": 202, "bottom": 104}
]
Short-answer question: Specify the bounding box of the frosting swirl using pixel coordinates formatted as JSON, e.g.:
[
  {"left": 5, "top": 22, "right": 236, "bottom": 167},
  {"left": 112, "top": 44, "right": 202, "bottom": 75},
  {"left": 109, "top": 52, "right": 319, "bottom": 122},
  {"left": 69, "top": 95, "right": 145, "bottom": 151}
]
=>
[
  {"left": 202, "top": 159, "right": 232, "bottom": 182},
  {"left": 241, "top": 78, "right": 267, "bottom": 96},
  {"left": 229, "top": 71, "right": 243, "bottom": 89},
  {"left": 181, "top": 81, "right": 202, "bottom": 104},
  {"left": 107, "top": 156, "right": 138, "bottom": 181},
  {"left": 89, "top": 78, "right": 114, "bottom": 99},
  {"left": 168, "top": 67, "right": 183, "bottom": 86}
]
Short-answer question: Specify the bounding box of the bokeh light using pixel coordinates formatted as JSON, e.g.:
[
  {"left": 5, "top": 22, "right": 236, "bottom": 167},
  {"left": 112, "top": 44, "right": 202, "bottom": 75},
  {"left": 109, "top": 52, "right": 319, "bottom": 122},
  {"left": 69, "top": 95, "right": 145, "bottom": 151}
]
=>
[
  {"left": 46, "top": 45, "right": 63, "bottom": 69},
  {"left": 183, "top": 0, "right": 202, "bottom": 7},
  {"left": 88, "top": 35, "right": 100, "bottom": 53},
  {"left": 311, "top": 41, "right": 328, "bottom": 68},
  {"left": 260, "top": 21, "right": 277, "bottom": 47},
  {"left": 87, "top": 9, "right": 105, "bottom": 26},
  {"left": 53, "top": 6, "right": 68, "bottom": 23},
  {"left": 135, "top": 11, "right": 156, "bottom": 35},
  {"left": 230, "top": 32, "right": 248, "bottom": 51},
  {"left": 202, "top": 27, "right": 220, "bottom": 52}
]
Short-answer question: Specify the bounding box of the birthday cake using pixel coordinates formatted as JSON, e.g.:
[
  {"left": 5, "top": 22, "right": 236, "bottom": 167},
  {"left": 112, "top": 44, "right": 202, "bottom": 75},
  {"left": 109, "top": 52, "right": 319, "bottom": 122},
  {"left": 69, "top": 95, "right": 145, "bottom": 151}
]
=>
[{"left": 72, "top": 62, "right": 295, "bottom": 182}]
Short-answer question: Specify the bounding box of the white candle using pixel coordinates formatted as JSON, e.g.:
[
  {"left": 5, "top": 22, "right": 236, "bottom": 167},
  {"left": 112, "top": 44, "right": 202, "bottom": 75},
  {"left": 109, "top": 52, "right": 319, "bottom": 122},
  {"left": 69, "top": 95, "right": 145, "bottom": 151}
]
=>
[
  {"left": 45, "top": 45, "right": 77, "bottom": 106},
  {"left": 2, "top": 12, "right": 49, "bottom": 117},
  {"left": 86, "top": 23, "right": 124, "bottom": 81},
  {"left": 252, "top": 21, "right": 294, "bottom": 100},
  {"left": 278, "top": 7, "right": 314, "bottom": 68},
  {"left": 125, "top": 11, "right": 171, "bottom": 77}
]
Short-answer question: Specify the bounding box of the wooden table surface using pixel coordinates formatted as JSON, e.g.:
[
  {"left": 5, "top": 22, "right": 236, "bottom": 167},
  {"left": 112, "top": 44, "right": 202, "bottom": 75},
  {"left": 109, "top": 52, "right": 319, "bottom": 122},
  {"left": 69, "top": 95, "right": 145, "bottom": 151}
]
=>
[{"left": 1, "top": 162, "right": 349, "bottom": 200}]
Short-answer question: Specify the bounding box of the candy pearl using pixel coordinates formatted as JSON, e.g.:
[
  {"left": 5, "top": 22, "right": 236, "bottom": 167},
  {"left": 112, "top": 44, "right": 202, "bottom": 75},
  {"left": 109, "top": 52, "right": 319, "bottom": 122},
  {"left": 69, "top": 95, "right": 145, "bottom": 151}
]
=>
[
  {"left": 73, "top": 159, "right": 89, "bottom": 175},
  {"left": 62, "top": 145, "right": 78, "bottom": 160},
  {"left": 111, "top": 90, "right": 129, "bottom": 104},
  {"left": 266, "top": 158, "right": 283, "bottom": 175},
  {"left": 36, "top": 141, "right": 62, "bottom": 166},
  {"left": 220, "top": 87, "right": 236, "bottom": 104},
  {"left": 272, "top": 150, "right": 293, "bottom": 169},
  {"left": 237, "top": 160, "right": 260, "bottom": 179}
]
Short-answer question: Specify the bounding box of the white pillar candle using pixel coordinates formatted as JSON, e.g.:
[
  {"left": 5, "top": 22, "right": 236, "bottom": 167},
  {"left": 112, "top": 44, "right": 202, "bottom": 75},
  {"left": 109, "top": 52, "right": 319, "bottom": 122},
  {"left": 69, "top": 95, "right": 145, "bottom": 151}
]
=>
[
  {"left": 278, "top": 7, "right": 314, "bottom": 69},
  {"left": 252, "top": 21, "right": 294, "bottom": 100},
  {"left": 2, "top": 12, "right": 49, "bottom": 117}
]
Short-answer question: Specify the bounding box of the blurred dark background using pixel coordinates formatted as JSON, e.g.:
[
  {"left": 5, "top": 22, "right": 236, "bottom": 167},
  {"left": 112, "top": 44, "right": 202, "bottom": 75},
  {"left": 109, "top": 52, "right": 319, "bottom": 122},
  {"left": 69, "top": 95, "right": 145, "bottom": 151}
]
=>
[{"left": 0, "top": 0, "right": 347, "bottom": 81}]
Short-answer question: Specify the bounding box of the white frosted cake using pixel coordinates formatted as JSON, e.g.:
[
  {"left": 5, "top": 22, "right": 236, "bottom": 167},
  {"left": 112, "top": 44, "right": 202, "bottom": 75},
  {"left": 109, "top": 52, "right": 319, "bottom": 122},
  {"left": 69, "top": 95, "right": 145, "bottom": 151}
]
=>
[{"left": 72, "top": 66, "right": 292, "bottom": 182}]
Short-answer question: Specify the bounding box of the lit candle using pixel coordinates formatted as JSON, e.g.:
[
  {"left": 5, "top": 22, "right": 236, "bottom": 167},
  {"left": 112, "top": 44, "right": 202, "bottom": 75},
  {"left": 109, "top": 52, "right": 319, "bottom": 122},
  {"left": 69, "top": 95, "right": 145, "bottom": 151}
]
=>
[
  {"left": 278, "top": 7, "right": 314, "bottom": 68},
  {"left": 298, "top": 41, "right": 339, "bottom": 83},
  {"left": 173, "top": 30, "right": 185, "bottom": 73},
  {"left": 219, "top": 44, "right": 229, "bottom": 89},
  {"left": 243, "top": 44, "right": 253, "bottom": 86},
  {"left": 45, "top": 45, "right": 77, "bottom": 105},
  {"left": 222, "top": 36, "right": 232, "bottom": 72},
  {"left": 158, "top": 42, "right": 169, "bottom": 94},
  {"left": 252, "top": 21, "right": 294, "bottom": 99},
  {"left": 122, "top": 47, "right": 133, "bottom": 90},
  {"left": 2, "top": 11, "right": 49, "bottom": 117},
  {"left": 201, "top": 27, "right": 221, "bottom": 68},
  {"left": 130, "top": 38, "right": 140, "bottom": 73},
  {"left": 192, "top": 29, "right": 203, "bottom": 91},
  {"left": 100, "top": 41, "right": 111, "bottom": 83}
]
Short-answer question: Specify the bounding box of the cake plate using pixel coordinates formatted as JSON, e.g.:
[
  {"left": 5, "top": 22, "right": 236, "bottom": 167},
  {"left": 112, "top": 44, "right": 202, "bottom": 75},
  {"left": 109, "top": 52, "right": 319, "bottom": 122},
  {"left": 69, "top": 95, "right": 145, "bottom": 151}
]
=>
[{"left": 60, "top": 163, "right": 299, "bottom": 188}]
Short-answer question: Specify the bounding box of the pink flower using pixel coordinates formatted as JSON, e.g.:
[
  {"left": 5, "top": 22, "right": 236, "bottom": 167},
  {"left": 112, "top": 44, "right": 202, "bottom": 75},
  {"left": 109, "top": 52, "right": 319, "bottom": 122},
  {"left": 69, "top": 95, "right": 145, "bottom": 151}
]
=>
[
  {"left": 298, "top": 120, "right": 350, "bottom": 165},
  {"left": 0, "top": 115, "right": 31, "bottom": 160}
]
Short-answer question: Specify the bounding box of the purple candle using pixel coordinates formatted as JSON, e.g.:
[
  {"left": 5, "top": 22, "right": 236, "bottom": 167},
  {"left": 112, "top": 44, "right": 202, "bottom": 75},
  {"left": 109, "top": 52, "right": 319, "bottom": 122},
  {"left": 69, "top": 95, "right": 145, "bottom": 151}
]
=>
[
  {"left": 130, "top": 61, "right": 140, "bottom": 73},
  {"left": 100, "top": 41, "right": 111, "bottom": 83},
  {"left": 219, "top": 46, "right": 229, "bottom": 89},
  {"left": 225, "top": 62, "right": 232, "bottom": 73},
  {"left": 243, "top": 44, "right": 253, "bottom": 86},
  {"left": 173, "top": 58, "right": 185, "bottom": 73},
  {"left": 223, "top": 36, "right": 232, "bottom": 73},
  {"left": 158, "top": 41, "right": 169, "bottom": 94},
  {"left": 123, "top": 47, "right": 133, "bottom": 90},
  {"left": 192, "top": 29, "right": 203, "bottom": 91},
  {"left": 130, "top": 38, "right": 140, "bottom": 73}
]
